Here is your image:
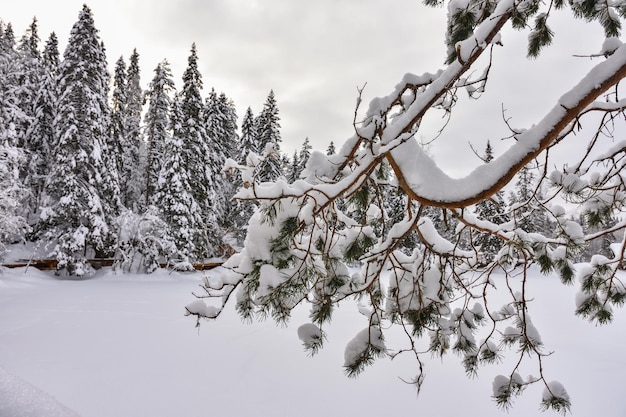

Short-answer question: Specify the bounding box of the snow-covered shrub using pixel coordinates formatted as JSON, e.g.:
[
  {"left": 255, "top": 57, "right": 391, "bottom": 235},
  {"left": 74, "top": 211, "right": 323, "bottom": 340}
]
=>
[{"left": 114, "top": 208, "right": 175, "bottom": 274}]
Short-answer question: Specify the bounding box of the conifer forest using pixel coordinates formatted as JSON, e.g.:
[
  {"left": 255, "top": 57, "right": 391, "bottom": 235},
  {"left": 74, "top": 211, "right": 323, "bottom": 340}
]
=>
[{"left": 0, "top": 5, "right": 317, "bottom": 275}]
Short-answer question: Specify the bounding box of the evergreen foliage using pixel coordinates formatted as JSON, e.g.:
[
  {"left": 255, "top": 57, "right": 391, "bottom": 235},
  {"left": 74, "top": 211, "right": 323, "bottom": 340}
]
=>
[
  {"left": 177, "top": 43, "right": 214, "bottom": 259},
  {"left": 255, "top": 90, "right": 283, "bottom": 182},
  {"left": 473, "top": 141, "right": 509, "bottom": 263},
  {"left": 122, "top": 49, "right": 145, "bottom": 209},
  {"left": 238, "top": 106, "right": 258, "bottom": 165},
  {"left": 154, "top": 96, "right": 203, "bottom": 262},
  {"left": 0, "top": 142, "right": 29, "bottom": 257},
  {"left": 229, "top": 106, "right": 259, "bottom": 244},
  {"left": 326, "top": 141, "right": 336, "bottom": 156},
  {"left": 39, "top": 5, "right": 120, "bottom": 274},
  {"left": 22, "top": 32, "right": 59, "bottom": 218},
  {"left": 144, "top": 59, "right": 175, "bottom": 207},
  {"left": 298, "top": 137, "right": 312, "bottom": 176}
]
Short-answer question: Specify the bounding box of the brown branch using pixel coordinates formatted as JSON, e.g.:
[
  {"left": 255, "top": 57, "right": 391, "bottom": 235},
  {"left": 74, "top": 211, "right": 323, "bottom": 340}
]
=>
[{"left": 389, "top": 52, "right": 626, "bottom": 209}]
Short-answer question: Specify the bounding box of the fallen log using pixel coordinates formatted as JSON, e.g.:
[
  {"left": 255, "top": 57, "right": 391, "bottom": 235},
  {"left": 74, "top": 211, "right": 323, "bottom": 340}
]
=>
[{"left": 2, "top": 259, "right": 223, "bottom": 271}]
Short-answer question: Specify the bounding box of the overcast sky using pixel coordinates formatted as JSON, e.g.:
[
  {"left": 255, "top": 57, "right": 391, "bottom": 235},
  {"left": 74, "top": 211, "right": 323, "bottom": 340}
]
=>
[{"left": 1, "top": 0, "right": 611, "bottom": 176}]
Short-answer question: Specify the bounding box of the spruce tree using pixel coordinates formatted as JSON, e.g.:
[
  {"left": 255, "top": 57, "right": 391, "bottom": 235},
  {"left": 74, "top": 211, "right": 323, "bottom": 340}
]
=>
[
  {"left": 124, "top": 48, "right": 145, "bottom": 209},
  {"left": 203, "top": 88, "right": 227, "bottom": 249},
  {"left": 217, "top": 92, "right": 239, "bottom": 160},
  {"left": 0, "top": 34, "right": 24, "bottom": 150},
  {"left": 154, "top": 96, "right": 203, "bottom": 264},
  {"left": 286, "top": 150, "right": 300, "bottom": 183},
  {"left": 298, "top": 137, "right": 312, "bottom": 174},
  {"left": 473, "top": 141, "right": 509, "bottom": 263},
  {"left": 238, "top": 106, "right": 258, "bottom": 165},
  {"left": 42, "top": 32, "right": 59, "bottom": 68},
  {"left": 39, "top": 5, "right": 120, "bottom": 275},
  {"left": 22, "top": 32, "right": 59, "bottom": 219},
  {"left": 110, "top": 51, "right": 144, "bottom": 210},
  {"left": 15, "top": 18, "right": 41, "bottom": 150},
  {"left": 0, "top": 21, "right": 30, "bottom": 244},
  {"left": 0, "top": 22, "right": 16, "bottom": 55},
  {"left": 208, "top": 90, "right": 240, "bottom": 250},
  {"left": 178, "top": 43, "right": 213, "bottom": 258},
  {"left": 230, "top": 106, "right": 258, "bottom": 244},
  {"left": 509, "top": 164, "right": 551, "bottom": 234},
  {"left": 0, "top": 21, "right": 26, "bottom": 151},
  {"left": 255, "top": 90, "right": 282, "bottom": 182},
  {"left": 144, "top": 59, "right": 175, "bottom": 207},
  {"left": 326, "top": 141, "right": 336, "bottom": 156},
  {"left": 110, "top": 56, "right": 127, "bottom": 179},
  {"left": 0, "top": 140, "right": 29, "bottom": 257}
]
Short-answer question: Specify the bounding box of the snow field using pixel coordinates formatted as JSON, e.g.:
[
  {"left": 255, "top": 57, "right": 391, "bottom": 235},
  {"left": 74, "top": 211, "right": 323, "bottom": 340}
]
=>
[{"left": 0, "top": 266, "right": 625, "bottom": 416}]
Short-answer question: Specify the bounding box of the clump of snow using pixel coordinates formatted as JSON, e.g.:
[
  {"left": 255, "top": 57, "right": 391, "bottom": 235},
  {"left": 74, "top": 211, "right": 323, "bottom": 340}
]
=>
[
  {"left": 297, "top": 323, "right": 322, "bottom": 344},
  {"left": 185, "top": 300, "right": 220, "bottom": 319},
  {"left": 492, "top": 374, "right": 511, "bottom": 396},
  {"left": 344, "top": 327, "right": 386, "bottom": 367},
  {"left": 600, "top": 37, "right": 623, "bottom": 56},
  {"left": 258, "top": 264, "right": 288, "bottom": 297},
  {"left": 542, "top": 380, "right": 570, "bottom": 405},
  {"left": 301, "top": 151, "right": 337, "bottom": 182},
  {"left": 590, "top": 254, "right": 612, "bottom": 267}
]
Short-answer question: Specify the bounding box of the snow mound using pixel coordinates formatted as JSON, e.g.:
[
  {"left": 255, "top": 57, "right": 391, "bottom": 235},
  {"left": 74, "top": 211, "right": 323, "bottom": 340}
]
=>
[{"left": 0, "top": 366, "right": 81, "bottom": 417}]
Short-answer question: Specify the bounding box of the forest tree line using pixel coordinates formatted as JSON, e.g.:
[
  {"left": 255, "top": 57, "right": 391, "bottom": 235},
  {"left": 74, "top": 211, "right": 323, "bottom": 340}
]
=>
[{"left": 0, "top": 5, "right": 319, "bottom": 275}]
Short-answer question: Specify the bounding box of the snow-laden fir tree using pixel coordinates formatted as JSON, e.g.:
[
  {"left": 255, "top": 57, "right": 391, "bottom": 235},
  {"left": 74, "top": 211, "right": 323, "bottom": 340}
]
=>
[
  {"left": 326, "top": 141, "right": 336, "bottom": 156},
  {"left": 203, "top": 88, "right": 229, "bottom": 246},
  {"left": 144, "top": 60, "right": 176, "bottom": 206},
  {"left": 217, "top": 92, "right": 239, "bottom": 160},
  {"left": 210, "top": 91, "right": 240, "bottom": 251},
  {"left": 0, "top": 140, "right": 29, "bottom": 258},
  {"left": 41, "top": 31, "right": 60, "bottom": 70},
  {"left": 0, "top": 22, "right": 31, "bottom": 251},
  {"left": 473, "top": 141, "right": 509, "bottom": 264},
  {"left": 38, "top": 5, "right": 120, "bottom": 275},
  {"left": 187, "top": 0, "right": 626, "bottom": 412},
  {"left": 286, "top": 137, "right": 313, "bottom": 183},
  {"left": 22, "top": 32, "right": 59, "bottom": 220},
  {"left": 122, "top": 49, "right": 145, "bottom": 209},
  {"left": 509, "top": 164, "right": 552, "bottom": 235},
  {"left": 14, "top": 18, "right": 41, "bottom": 150},
  {"left": 286, "top": 150, "right": 300, "bottom": 183},
  {"left": 227, "top": 105, "right": 258, "bottom": 244},
  {"left": 177, "top": 43, "right": 214, "bottom": 259},
  {"left": 238, "top": 106, "right": 258, "bottom": 165},
  {"left": 254, "top": 90, "right": 283, "bottom": 182},
  {"left": 0, "top": 22, "right": 26, "bottom": 150},
  {"left": 110, "top": 51, "right": 145, "bottom": 210},
  {"left": 0, "top": 22, "right": 16, "bottom": 56},
  {"left": 110, "top": 56, "right": 128, "bottom": 184},
  {"left": 298, "top": 137, "right": 312, "bottom": 174},
  {"left": 154, "top": 96, "right": 203, "bottom": 266},
  {"left": 144, "top": 59, "right": 175, "bottom": 207}
]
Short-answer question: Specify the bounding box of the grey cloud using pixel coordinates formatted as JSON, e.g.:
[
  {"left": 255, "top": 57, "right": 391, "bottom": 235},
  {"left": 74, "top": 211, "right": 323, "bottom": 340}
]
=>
[{"left": 4, "top": 0, "right": 610, "bottom": 170}]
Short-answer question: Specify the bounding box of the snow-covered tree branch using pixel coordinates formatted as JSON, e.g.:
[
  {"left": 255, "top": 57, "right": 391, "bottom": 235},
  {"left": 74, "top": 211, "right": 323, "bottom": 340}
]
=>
[{"left": 184, "top": 0, "right": 625, "bottom": 413}]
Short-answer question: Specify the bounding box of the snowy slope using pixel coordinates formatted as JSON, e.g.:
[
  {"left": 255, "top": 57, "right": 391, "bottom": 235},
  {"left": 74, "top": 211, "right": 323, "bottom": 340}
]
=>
[{"left": 0, "top": 266, "right": 625, "bottom": 417}]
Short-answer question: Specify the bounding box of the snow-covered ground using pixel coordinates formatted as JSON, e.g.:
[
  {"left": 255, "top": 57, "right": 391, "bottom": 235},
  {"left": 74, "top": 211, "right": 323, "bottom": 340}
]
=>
[{"left": 1, "top": 265, "right": 625, "bottom": 417}]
